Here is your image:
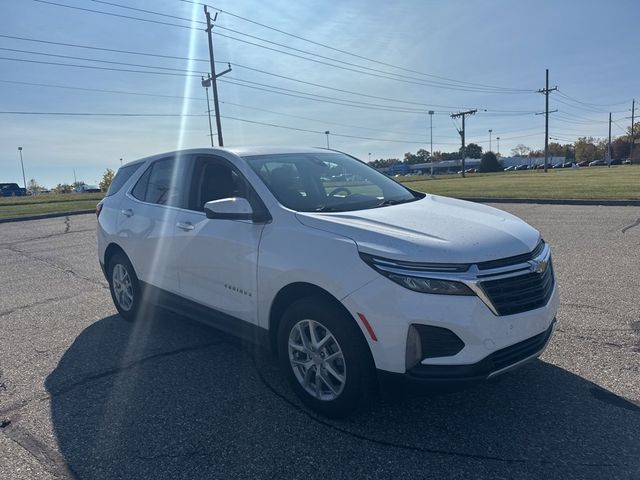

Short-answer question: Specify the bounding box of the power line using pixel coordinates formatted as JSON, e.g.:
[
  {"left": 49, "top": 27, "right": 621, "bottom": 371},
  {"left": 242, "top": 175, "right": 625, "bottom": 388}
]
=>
[
  {"left": 0, "top": 78, "right": 455, "bottom": 137},
  {"left": 0, "top": 54, "right": 444, "bottom": 114},
  {"left": 1, "top": 33, "right": 541, "bottom": 114},
  {"left": 0, "top": 110, "right": 461, "bottom": 145},
  {"left": 0, "top": 38, "right": 473, "bottom": 109},
  {"left": 556, "top": 89, "right": 629, "bottom": 109},
  {"left": 176, "top": 0, "right": 534, "bottom": 93},
  {"left": 33, "top": 0, "right": 533, "bottom": 94}
]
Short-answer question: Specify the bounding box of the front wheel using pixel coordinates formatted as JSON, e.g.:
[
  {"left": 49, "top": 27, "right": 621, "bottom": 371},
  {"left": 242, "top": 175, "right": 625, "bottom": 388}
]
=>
[
  {"left": 278, "top": 297, "right": 375, "bottom": 418},
  {"left": 107, "top": 252, "right": 141, "bottom": 322}
]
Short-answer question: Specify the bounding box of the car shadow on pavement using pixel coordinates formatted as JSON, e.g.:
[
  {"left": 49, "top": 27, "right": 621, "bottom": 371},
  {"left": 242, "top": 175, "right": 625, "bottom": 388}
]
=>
[{"left": 46, "top": 310, "right": 640, "bottom": 480}]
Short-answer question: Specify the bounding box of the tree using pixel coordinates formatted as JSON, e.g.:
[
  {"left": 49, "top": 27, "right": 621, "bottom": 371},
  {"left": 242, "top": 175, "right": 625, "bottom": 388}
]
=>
[
  {"left": 54, "top": 183, "right": 73, "bottom": 194},
  {"left": 479, "top": 151, "right": 501, "bottom": 172},
  {"left": 462, "top": 143, "right": 482, "bottom": 159},
  {"left": 547, "top": 142, "right": 565, "bottom": 157},
  {"left": 402, "top": 149, "right": 430, "bottom": 164},
  {"left": 574, "top": 137, "right": 599, "bottom": 162},
  {"left": 100, "top": 168, "right": 115, "bottom": 192},
  {"left": 441, "top": 151, "right": 461, "bottom": 160},
  {"left": 369, "top": 157, "right": 400, "bottom": 168},
  {"left": 511, "top": 144, "right": 530, "bottom": 157},
  {"left": 27, "top": 178, "right": 44, "bottom": 194},
  {"left": 611, "top": 137, "right": 630, "bottom": 160}
]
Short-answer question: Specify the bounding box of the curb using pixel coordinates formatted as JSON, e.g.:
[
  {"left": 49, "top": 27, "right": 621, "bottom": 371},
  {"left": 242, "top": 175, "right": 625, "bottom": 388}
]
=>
[
  {"left": 0, "top": 209, "right": 95, "bottom": 224},
  {"left": 459, "top": 198, "right": 640, "bottom": 207}
]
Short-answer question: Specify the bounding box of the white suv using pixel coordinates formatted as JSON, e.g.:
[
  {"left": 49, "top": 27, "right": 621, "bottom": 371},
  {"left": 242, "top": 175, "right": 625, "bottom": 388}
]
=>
[{"left": 97, "top": 147, "right": 558, "bottom": 417}]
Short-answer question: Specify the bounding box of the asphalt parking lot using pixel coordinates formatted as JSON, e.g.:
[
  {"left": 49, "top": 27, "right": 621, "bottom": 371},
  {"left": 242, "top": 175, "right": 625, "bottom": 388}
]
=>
[{"left": 1, "top": 204, "right": 639, "bottom": 479}]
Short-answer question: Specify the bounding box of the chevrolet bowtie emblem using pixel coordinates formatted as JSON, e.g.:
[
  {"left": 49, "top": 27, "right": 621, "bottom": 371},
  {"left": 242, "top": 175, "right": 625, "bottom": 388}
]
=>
[{"left": 531, "top": 259, "right": 548, "bottom": 274}]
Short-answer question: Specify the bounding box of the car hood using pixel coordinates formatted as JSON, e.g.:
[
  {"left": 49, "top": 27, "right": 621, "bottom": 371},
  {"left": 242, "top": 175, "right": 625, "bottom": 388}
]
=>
[{"left": 295, "top": 195, "right": 540, "bottom": 264}]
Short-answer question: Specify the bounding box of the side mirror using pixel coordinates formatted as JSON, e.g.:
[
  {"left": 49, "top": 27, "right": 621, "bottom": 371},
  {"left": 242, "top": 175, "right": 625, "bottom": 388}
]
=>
[{"left": 204, "top": 197, "right": 254, "bottom": 220}]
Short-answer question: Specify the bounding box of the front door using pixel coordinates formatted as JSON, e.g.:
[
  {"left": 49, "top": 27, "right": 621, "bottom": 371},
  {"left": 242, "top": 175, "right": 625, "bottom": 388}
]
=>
[{"left": 174, "top": 155, "right": 265, "bottom": 324}]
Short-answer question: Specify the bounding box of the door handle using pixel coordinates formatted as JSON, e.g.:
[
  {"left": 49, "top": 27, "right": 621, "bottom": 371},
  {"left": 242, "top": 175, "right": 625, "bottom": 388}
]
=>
[
  {"left": 121, "top": 208, "right": 134, "bottom": 217},
  {"left": 176, "top": 221, "right": 195, "bottom": 231}
]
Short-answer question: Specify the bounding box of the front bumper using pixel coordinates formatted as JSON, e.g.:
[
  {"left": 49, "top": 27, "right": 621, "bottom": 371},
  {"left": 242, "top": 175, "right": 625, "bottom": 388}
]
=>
[
  {"left": 377, "top": 319, "right": 555, "bottom": 390},
  {"left": 406, "top": 319, "right": 554, "bottom": 382}
]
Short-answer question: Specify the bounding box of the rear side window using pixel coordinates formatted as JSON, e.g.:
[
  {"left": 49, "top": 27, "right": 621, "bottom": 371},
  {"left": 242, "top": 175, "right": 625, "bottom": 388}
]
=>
[
  {"left": 130, "top": 157, "right": 188, "bottom": 208},
  {"left": 106, "top": 163, "right": 142, "bottom": 196}
]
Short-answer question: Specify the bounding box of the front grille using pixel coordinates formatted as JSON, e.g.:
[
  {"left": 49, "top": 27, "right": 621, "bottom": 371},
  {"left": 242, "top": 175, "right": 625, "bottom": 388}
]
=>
[{"left": 480, "top": 260, "right": 554, "bottom": 316}]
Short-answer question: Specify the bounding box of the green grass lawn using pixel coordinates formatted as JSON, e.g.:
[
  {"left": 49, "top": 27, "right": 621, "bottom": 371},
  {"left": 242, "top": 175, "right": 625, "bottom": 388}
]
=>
[
  {"left": 1, "top": 166, "right": 638, "bottom": 220},
  {"left": 0, "top": 193, "right": 103, "bottom": 220},
  {"left": 399, "top": 165, "right": 640, "bottom": 200}
]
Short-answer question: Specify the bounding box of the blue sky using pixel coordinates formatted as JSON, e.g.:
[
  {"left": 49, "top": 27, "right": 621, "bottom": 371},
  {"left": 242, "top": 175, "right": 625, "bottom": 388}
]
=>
[{"left": 1, "top": 0, "right": 638, "bottom": 187}]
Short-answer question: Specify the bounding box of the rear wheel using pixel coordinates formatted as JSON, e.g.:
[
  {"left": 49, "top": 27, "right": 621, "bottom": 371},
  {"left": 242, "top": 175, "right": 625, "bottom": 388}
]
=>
[
  {"left": 107, "top": 252, "right": 141, "bottom": 321},
  {"left": 278, "top": 296, "right": 375, "bottom": 418}
]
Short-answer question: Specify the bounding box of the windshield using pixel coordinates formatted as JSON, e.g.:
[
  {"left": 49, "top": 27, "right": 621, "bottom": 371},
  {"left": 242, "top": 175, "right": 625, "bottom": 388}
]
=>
[{"left": 244, "top": 152, "right": 421, "bottom": 212}]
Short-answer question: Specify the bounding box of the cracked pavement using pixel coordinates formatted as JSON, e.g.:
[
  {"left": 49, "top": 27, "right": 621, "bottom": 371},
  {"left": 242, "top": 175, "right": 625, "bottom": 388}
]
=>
[{"left": 0, "top": 206, "right": 639, "bottom": 479}]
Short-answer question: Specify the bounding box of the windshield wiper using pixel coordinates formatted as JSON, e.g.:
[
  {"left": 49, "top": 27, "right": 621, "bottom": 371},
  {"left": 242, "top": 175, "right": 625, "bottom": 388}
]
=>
[
  {"left": 375, "top": 197, "right": 417, "bottom": 207},
  {"left": 313, "top": 205, "right": 342, "bottom": 212}
]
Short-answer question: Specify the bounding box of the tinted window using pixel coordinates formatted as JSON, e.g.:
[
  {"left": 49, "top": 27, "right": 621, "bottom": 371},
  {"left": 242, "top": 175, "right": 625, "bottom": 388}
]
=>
[
  {"left": 188, "top": 156, "right": 259, "bottom": 212},
  {"left": 131, "top": 157, "right": 187, "bottom": 208},
  {"left": 106, "top": 163, "right": 142, "bottom": 196},
  {"left": 131, "top": 166, "right": 151, "bottom": 201},
  {"left": 245, "top": 152, "right": 419, "bottom": 212}
]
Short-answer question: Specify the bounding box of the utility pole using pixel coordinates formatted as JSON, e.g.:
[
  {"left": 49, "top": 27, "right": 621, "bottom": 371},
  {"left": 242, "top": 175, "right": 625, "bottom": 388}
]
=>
[
  {"left": 428, "top": 110, "right": 434, "bottom": 176},
  {"left": 202, "top": 76, "right": 215, "bottom": 147},
  {"left": 204, "top": 6, "right": 231, "bottom": 147},
  {"left": 73, "top": 168, "right": 77, "bottom": 184},
  {"left": 496, "top": 136, "right": 500, "bottom": 157},
  {"left": 631, "top": 99, "right": 635, "bottom": 163},
  {"left": 607, "top": 112, "right": 612, "bottom": 165},
  {"left": 451, "top": 109, "right": 477, "bottom": 178},
  {"left": 538, "top": 69, "right": 557, "bottom": 173},
  {"left": 18, "top": 147, "right": 26, "bottom": 190}
]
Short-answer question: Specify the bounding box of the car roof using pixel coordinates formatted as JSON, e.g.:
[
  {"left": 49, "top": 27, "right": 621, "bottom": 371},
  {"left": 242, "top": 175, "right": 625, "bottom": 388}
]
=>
[{"left": 120, "top": 146, "right": 332, "bottom": 167}]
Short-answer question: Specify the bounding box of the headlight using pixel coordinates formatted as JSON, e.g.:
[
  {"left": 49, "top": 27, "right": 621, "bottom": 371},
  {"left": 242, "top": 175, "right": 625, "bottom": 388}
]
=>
[
  {"left": 387, "top": 274, "right": 473, "bottom": 295},
  {"left": 359, "top": 252, "right": 474, "bottom": 296}
]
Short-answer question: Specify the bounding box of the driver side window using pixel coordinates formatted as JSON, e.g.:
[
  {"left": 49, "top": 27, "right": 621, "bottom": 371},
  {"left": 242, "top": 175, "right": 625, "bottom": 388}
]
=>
[{"left": 188, "top": 156, "right": 254, "bottom": 212}]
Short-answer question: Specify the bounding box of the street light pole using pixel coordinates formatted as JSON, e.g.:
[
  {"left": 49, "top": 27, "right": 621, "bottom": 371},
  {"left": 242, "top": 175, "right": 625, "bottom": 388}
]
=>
[
  {"left": 489, "top": 129, "right": 493, "bottom": 152},
  {"left": 18, "top": 147, "right": 26, "bottom": 190},
  {"left": 368, "top": 152, "right": 371, "bottom": 163},
  {"left": 325, "top": 131, "right": 330, "bottom": 149},
  {"left": 496, "top": 137, "right": 500, "bottom": 157},
  {"left": 428, "top": 110, "right": 434, "bottom": 176}
]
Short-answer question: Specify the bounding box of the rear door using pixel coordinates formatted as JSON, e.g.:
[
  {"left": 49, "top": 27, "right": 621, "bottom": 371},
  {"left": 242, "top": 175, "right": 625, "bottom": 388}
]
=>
[
  {"left": 173, "top": 154, "right": 266, "bottom": 324},
  {"left": 117, "top": 155, "right": 189, "bottom": 294}
]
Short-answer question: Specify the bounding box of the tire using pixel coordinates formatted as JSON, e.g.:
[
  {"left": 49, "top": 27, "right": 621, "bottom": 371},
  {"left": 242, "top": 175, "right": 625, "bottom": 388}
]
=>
[
  {"left": 277, "top": 296, "right": 375, "bottom": 418},
  {"left": 107, "top": 252, "right": 142, "bottom": 322}
]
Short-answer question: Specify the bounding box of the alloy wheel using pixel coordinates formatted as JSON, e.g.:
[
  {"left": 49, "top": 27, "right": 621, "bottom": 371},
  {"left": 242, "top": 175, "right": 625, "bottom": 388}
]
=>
[{"left": 288, "top": 319, "right": 346, "bottom": 401}]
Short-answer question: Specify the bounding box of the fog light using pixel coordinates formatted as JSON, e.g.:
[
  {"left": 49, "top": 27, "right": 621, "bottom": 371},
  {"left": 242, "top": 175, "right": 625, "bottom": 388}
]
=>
[{"left": 406, "top": 325, "right": 423, "bottom": 370}]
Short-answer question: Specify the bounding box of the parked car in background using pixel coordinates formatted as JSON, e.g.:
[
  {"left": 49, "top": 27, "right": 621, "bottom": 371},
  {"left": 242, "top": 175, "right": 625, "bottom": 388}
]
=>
[
  {"left": 562, "top": 162, "right": 574, "bottom": 168},
  {"left": 515, "top": 164, "right": 528, "bottom": 171},
  {"left": 622, "top": 159, "right": 632, "bottom": 165},
  {"left": 0, "top": 182, "right": 28, "bottom": 197},
  {"left": 589, "top": 159, "right": 606, "bottom": 166},
  {"left": 97, "top": 147, "right": 558, "bottom": 417},
  {"left": 503, "top": 165, "right": 515, "bottom": 171},
  {"left": 577, "top": 161, "right": 589, "bottom": 167},
  {"left": 609, "top": 159, "right": 622, "bottom": 166},
  {"left": 552, "top": 162, "right": 564, "bottom": 169},
  {"left": 74, "top": 184, "right": 101, "bottom": 193}
]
